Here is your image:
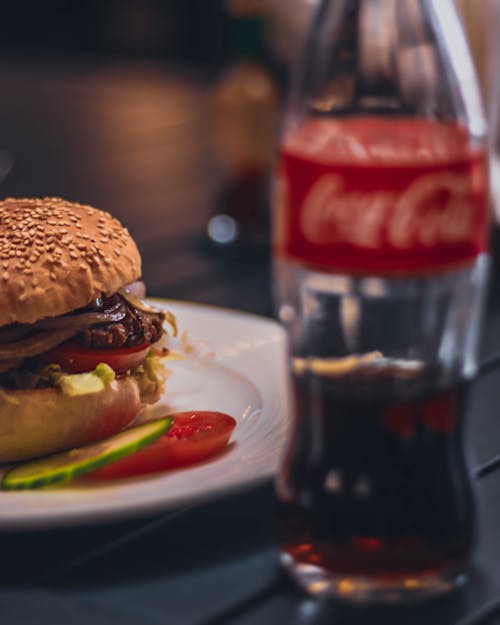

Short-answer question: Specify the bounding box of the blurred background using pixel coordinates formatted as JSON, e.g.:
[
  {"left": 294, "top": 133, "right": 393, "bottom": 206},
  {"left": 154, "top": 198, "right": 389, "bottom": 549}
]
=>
[
  {"left": 0, "top": 0, "right": 318, "bottom": 315},
  {"left": 0, "top": 0, "right": 312, "bottom": 67},
  {"left": 0, "top": 0, "right": 494, "bottom": 315}
]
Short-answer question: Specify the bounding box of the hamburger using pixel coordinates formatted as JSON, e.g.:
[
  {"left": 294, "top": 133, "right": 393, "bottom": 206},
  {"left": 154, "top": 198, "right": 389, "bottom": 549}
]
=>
[{"left": 0, "top": 197, "right": 174, "bottom": 463}]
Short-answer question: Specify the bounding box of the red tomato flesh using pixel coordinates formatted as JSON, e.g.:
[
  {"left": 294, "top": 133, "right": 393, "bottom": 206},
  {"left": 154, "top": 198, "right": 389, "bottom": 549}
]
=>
[
  {"left": 39, "top": 340, "right": 151, "bottom": 374},
  {"left": 87, "top": 411, "right": 237, "bottom": 480}
]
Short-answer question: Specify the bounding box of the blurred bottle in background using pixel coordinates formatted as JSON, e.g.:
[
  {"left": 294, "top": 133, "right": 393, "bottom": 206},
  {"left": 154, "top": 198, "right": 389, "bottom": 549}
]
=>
[
  {"left": 207, "top": 0, "right": 281, "bottom": 253},
  {"left": 273, "top": 0, "right": 489, "bottom": 601}
]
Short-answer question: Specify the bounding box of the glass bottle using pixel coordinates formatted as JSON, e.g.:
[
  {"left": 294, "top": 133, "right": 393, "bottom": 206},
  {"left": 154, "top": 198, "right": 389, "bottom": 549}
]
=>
[{"left": 273, "top": 0, "right": 490, "bottom": 602}]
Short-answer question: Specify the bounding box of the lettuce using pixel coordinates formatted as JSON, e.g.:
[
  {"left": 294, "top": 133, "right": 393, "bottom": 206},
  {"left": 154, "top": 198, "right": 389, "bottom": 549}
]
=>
[{"left": 58, "top": 363, "right": 116, "bottom": 397}]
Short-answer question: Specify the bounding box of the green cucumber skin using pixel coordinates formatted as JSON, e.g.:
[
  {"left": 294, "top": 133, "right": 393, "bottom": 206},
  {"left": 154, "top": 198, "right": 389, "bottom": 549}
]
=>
[{"left": 2, "top": 416, "right": 174, "bottom": 490}]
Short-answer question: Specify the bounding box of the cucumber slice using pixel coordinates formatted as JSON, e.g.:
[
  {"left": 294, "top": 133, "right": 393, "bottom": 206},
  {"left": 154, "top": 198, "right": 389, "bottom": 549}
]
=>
[{"left": 2, "top": 416, "right": 173, "bottom": 490}]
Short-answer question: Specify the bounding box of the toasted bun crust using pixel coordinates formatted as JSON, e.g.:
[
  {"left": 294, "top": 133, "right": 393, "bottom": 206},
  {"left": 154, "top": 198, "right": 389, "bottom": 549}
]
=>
[
  {"left": 0, "top": 375, "right": 164, "bottom": 463},
  {"left": 0, "top": 197, "right": 141, "bottom": 326}
]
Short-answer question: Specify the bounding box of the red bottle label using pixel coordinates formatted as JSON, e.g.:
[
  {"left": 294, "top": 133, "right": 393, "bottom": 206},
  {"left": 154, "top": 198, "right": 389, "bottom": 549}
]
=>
[{"left": 275, "top": 117, "right": 489, "bottom": 275}]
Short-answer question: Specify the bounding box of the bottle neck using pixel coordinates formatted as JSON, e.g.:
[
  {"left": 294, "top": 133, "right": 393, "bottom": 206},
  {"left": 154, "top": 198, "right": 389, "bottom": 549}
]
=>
[{"left": 294, "top": 0, "right": 484, "bottom": 131}]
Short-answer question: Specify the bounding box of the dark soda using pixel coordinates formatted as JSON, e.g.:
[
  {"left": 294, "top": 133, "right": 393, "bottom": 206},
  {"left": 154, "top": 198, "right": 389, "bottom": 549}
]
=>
[{"left": 276, "top": 364, "right": 475, "bottom": 590}]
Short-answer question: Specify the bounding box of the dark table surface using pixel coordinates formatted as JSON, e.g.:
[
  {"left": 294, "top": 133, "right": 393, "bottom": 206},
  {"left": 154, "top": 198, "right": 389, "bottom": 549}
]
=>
[{"left": 1, "top": 55, "right": 500, "bottom": 625}]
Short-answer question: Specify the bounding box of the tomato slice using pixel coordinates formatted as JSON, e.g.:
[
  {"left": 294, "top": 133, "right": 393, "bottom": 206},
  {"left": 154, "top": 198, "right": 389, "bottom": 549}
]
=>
[
  {"left": 40, "top": 340, "right": 151, "bottom": 374},
  {"left": 87, "top": 411, "right": 237, "bottom": 480}
]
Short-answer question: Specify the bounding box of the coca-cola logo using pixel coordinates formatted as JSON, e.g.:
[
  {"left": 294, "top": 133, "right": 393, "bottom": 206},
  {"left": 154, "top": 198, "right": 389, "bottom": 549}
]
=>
[{"left": 299, "top": 172, "right": 476, "bottom": 250}]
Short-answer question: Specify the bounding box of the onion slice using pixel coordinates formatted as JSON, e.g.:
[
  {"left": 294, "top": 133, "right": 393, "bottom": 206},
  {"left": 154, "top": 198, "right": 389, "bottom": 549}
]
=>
[
  {"left": 0, "top": 328, "right": 80, "bottom": 360},
  {"left": 0, "top": 309, "right": 126, "bottom": 347},
  {"left": 37, "top": 310, "right": 126, "bottom": 331},
  {"left": 120, "top": 290, "right": 177, "bottom": 337},
  {"left": 0, "top": 325, "right": 34, "bottom": 345},
  {"left": 119, "top": 289, "right": 159, "bottom": 314}
]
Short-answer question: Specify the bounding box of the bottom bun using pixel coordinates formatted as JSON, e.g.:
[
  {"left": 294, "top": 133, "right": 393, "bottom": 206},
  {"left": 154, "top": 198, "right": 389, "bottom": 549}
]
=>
[{"left": 0, "top": 374, "right": 164, "bottom": 463}]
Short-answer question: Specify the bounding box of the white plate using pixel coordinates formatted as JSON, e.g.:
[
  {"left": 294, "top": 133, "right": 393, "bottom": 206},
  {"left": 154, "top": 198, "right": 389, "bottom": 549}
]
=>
[{"left": 0, "top": 300, "right": 290, "bottom": 530}]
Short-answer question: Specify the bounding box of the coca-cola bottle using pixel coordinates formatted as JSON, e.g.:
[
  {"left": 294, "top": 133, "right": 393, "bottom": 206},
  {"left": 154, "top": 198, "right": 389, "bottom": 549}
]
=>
[{"left": 273, "top": 0, "right": 490, "bottom": 602}]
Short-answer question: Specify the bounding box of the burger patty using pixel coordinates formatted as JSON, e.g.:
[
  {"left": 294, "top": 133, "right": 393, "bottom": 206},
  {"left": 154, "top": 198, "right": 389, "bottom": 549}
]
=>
[{"left": 79, "top": 294, "right": 165, "bottom": 349}]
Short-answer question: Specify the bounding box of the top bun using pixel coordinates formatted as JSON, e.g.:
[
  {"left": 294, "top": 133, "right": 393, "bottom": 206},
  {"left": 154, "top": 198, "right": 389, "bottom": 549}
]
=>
[{"left": 0, "top": 197, "right": 141, "bottom": 326}]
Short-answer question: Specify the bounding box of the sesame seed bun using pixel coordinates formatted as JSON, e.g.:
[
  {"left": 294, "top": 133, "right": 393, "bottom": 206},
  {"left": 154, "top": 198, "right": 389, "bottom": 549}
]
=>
[{"left": 0, "top": 197, "right": 141, "bottom": 326}]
